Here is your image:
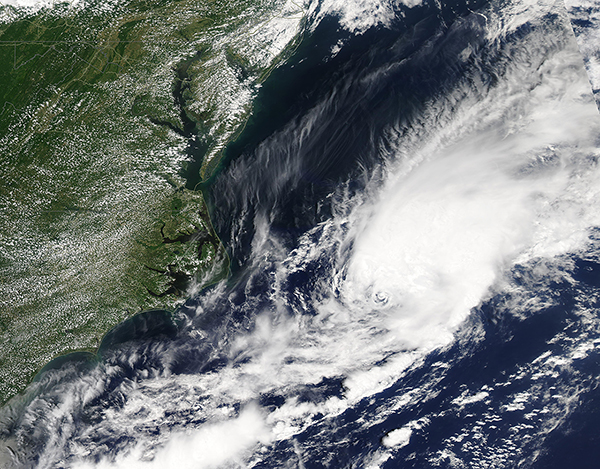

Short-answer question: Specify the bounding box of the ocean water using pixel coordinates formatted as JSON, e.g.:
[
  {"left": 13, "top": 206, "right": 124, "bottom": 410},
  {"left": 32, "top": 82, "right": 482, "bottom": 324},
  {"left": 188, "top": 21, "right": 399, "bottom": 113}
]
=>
[{"left": 2, "top": 0, "right": 600, "bottom": 467}]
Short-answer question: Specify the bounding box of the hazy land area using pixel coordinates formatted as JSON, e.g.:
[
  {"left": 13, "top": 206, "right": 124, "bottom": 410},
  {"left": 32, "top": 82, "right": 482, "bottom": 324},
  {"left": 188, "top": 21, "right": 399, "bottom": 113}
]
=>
[{"left": 0, "top": 0, "right": 305, "bottom": 404}]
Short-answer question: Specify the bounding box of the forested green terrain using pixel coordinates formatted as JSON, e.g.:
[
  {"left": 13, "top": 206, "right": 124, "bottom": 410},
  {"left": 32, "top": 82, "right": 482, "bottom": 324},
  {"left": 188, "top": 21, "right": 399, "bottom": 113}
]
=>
[{"left": 0, "top": 0, "right": 305, "bottom": 403}]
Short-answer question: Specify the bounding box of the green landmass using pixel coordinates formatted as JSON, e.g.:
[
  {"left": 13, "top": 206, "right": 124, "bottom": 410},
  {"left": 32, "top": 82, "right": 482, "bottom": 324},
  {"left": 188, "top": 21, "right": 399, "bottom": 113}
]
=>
[{"left": 0, "top": 0, "right": 306, "bottom": 404}]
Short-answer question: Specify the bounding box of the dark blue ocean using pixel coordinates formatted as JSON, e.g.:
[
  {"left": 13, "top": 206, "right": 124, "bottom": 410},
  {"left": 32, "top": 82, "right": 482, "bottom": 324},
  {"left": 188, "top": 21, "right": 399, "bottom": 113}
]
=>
[{"left": 2, "top": 0, "right": 600, "bottom": 467}]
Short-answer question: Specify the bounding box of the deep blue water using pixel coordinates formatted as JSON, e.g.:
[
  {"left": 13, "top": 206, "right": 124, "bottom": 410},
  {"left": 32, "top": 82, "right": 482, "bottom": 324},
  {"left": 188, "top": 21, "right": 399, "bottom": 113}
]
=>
[{"left": 2, "top": 0, "right": 600, "bottom": 467}]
